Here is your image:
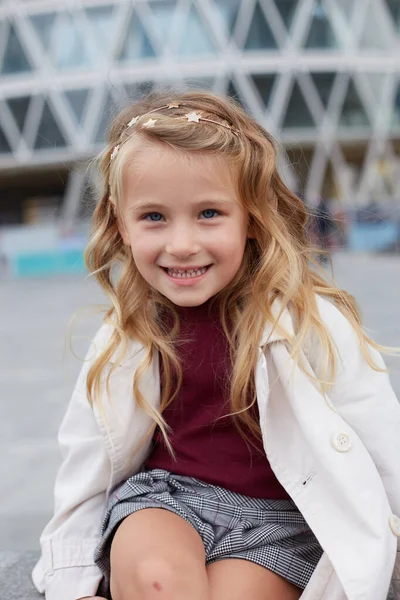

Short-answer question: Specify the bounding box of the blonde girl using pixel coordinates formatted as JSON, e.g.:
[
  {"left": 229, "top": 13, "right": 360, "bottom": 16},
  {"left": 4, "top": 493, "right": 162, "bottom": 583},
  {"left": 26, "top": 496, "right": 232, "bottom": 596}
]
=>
[{"left": 32, "top": 91, "right": 400, "bottom": 600}]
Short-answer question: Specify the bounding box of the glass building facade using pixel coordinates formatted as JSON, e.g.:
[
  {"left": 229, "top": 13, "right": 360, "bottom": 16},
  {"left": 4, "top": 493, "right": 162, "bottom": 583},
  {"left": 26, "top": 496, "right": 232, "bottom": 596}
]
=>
[{"left": 0, "top": 0, "right": 399, "bottom": 227}]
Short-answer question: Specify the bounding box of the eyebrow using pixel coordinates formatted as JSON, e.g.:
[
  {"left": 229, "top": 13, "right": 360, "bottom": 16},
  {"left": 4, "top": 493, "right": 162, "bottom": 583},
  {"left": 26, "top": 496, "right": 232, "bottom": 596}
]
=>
[{"left": 129, "top": 198, "right": 235, "bottom": 212}]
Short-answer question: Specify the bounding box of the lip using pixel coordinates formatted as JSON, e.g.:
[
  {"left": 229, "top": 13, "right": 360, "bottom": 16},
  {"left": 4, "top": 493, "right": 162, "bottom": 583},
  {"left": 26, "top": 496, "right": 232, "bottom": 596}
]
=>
[
  {"left": 161, "top": 265, "right": 211, "bottom": 270},
  {"left": 161, "top": 265, "right": 211, "bottom": 286}
]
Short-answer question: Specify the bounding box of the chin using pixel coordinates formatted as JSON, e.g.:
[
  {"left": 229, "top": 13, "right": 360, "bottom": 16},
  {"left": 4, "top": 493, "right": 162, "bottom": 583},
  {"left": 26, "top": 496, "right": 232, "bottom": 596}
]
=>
[
  {"left": 174, "top": 299, "right": 204, "bottom": 307},
  {"left": 170, "top": 294, "right": 212, "bottom": 307}
]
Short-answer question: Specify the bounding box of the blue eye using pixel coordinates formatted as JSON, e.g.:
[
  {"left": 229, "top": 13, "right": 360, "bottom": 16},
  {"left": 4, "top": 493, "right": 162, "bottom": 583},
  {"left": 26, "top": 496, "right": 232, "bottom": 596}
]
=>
[
  {"left": 144, "top": 212, "right": 164, "bottom": 221},
  {"left": 201, "top": 209, "right": 219, "bottom": 219}
]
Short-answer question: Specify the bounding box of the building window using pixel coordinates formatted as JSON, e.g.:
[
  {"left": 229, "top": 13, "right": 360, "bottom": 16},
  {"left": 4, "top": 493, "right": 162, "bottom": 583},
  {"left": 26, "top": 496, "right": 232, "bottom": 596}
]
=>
[
  {"left": 0, "top": 125, "right": 11, "bottom": 153},
  {"left": 304, "top": 1, "right": 338, "bottom": 49},
  {"left": 310, "top": 72, "right": 336, "bottom": 109},
  {"left": 282, "top": 80, "right": 315, "bottom": 129},
  {"left": 1, "top": 22, "right": 33, "bottom": 75},
  {"left": 34, "top": 99, "right": 68, "bottom": 149},
  {"left": 118, "top": 10, "right": 156, "bottom": 62},
  {"left": 148, "top": 0, "right": 176, "bottom": 45},
  {"left": 244, "top": 2, "right": 278, "bottom": 50},
  {"left": 251, "top": 74, "right": 277, "bottom": 109},
  {"left": 213, "top": 0, "right": 241, "bottom": 35},
  {"left": 84, "top": 5, "right": 116, "bottom": 57},
  {"left": 386, "top": 0, "right": 400, "bottom": 33},
  {"left": 177, "top": 4, "right": 216, "bottom": 58},
  {"left": 52, "top": 13, "right": 93, "bottom": 69},
  {"left": 275, "top": 0, "right": 298, "bottom": 32},
  {"left": 392, "top": 82, "right": 400, "bottom": 127},
  {"left": 29, "top": 12, "right": 56, "bottom": 52},
  {"left": 339, "top": 80, "right": 370, "bottom": 129},
  {"left": 7, "top": 96, "right": 31, "bottom": 134},
  {"left": 64, "top": 89, "right": 90, "bottom": 124}
]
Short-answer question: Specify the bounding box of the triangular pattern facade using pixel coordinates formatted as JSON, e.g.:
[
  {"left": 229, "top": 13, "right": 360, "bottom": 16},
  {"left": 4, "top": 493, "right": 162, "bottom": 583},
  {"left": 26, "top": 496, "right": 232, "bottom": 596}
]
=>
[
  {"left": 0, "top": 0, "right": 399, "bottom": 215},
  {"left": 214, "top": 0, "right": 241, "bottom": 35},
  {"left": 303, "top": 1, "right": 338, "bottom": 49},
  {"left": 7, "top": 96, "right": 31, "bottom": 133},
  {"left": 1, "top": 23, "right": 32, "bottom": 75},
  {"left": 281, "top": 80, "right": 316, "bottom": 129},
  {"left": 244, "top": 2, "right": 279, "bottom": 50}
]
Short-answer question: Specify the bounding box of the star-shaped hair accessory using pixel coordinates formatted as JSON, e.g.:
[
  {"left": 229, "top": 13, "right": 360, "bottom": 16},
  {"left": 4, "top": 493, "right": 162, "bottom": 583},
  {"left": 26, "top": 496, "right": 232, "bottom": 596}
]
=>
[
  {"left": 186, "top": 111, "right": 201, "bottom": 123},
  {"left": 143, "top": 118, "right": 157, "bottom": 128},
  {"left": 127, "top": 116, "right": 138, "bottom": 127},
  {"left": 110, "top": 103, "right": 239, "bottom": 163},
  {"left": 110, "top": 145, "right": 120, "bottom": 160}
]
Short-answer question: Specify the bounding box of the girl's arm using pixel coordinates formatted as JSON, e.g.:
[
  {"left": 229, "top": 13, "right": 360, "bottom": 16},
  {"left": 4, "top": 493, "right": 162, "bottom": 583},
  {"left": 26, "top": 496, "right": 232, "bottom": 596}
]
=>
[
  {"left": 32, "top": 325, "right": 113, "bottom": 600},
  {"left": 318, "top": 302, "right": 400, "bottom": 515}
]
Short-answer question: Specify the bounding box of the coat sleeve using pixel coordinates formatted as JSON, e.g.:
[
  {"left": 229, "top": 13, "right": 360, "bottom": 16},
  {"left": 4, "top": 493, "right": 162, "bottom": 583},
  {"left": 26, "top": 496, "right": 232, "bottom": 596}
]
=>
[
  {"left": 32, "top": 324, "right": 114, "bottom": 600},
  {"left": 310, "top": 297, "right": 400, "bottom": 595}
]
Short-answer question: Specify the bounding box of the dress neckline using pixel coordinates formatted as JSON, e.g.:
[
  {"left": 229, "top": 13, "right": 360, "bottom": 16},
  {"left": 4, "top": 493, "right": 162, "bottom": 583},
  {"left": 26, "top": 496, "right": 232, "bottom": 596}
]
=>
[{"left": 175, "top": 297, "right": 220, "bottom": 323}]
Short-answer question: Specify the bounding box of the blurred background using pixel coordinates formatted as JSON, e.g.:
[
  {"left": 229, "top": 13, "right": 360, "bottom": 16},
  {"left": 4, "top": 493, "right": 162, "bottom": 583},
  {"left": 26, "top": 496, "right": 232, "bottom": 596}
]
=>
[{"left": 0, "top": 0, "right": 399, "bottom": 552}]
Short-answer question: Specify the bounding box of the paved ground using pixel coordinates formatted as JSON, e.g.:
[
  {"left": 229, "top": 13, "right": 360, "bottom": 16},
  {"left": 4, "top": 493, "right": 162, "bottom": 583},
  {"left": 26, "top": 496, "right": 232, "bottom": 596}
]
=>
[{"left": 0, "top": 252, "right": 399, "bottom": 553}]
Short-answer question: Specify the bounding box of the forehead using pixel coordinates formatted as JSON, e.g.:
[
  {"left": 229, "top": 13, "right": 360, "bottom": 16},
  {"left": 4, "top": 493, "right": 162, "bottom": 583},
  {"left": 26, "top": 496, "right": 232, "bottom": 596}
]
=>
[{"left": 122, "top": 142, "right": 237, "bottom": 202}]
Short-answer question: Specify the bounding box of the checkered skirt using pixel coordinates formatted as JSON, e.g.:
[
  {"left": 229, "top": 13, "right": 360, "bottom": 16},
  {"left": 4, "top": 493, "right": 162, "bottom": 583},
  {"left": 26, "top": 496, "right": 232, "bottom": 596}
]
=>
[{"left": 95, "top": 468, "right": 323, "bottom": 590}]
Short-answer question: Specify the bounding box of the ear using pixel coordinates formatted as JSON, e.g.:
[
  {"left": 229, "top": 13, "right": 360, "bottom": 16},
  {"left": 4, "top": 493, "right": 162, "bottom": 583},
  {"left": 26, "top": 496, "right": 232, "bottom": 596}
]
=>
[
  {"left": 109, "top": 195, "right": 130, "bottom": 246},
  {"left": 118, "top": 220, "right": 131, "bottom": 246}
]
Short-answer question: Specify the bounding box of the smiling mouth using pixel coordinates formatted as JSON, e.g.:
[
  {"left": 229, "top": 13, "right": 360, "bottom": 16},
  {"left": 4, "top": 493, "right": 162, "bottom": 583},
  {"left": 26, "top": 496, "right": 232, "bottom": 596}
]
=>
[{"left": 161, "top": 265, "right": 212, "bottom": 279}]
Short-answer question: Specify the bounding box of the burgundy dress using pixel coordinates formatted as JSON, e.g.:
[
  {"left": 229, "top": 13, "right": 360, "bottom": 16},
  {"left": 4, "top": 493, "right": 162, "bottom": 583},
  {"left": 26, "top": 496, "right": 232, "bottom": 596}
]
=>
[{"left": 146, "top": 299, "right": 290, "bottom": 499}]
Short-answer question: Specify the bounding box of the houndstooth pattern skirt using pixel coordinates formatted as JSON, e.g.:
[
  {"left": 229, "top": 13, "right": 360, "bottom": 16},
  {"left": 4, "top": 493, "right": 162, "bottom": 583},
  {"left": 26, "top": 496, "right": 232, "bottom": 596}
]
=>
[{"left": 95, "top": 468, "right": 323, "bottom": 590}]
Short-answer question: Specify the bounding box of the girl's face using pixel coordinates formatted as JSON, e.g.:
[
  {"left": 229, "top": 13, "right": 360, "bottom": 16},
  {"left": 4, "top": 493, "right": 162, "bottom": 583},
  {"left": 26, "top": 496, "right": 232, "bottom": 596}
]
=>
[{"left": 118, "top": 143, "right": 250, "bottom": 307}]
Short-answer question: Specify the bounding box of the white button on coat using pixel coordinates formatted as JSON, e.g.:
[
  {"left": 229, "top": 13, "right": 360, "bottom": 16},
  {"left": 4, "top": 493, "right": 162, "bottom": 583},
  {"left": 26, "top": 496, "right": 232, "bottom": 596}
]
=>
[
  {"left": 332, "top": 432, "right": 352, "bottom": 452},
  {"left": 389, "top": 514, "right": 400, "bottom": 537}
]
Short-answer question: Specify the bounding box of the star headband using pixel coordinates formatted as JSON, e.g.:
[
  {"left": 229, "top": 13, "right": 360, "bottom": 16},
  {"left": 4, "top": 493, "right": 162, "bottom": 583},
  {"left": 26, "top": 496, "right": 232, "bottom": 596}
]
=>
[{"left": 110, "top": 102, "right": 238, "bottom": 161}]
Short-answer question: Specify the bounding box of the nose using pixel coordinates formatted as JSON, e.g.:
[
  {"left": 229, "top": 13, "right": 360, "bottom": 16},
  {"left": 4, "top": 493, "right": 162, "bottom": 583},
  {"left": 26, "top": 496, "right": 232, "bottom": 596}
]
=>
[{"left": 165, "top": 225, "right": 201, "bottom": 259}]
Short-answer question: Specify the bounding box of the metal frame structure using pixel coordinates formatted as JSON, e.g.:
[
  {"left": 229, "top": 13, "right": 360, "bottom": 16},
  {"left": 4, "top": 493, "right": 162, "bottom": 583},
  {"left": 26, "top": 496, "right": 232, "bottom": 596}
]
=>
[{"left": 0, "top": 0, "right": 399, "bottom": 226}]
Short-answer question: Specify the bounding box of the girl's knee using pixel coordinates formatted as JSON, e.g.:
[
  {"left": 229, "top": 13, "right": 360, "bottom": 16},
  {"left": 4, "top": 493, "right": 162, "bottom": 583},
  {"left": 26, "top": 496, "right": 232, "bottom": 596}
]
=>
[
  {"left": 111, "top": 556, "right": 209, "bottom": 600},
  {"left": 137, "top": 556, "right": 190, "bottom": 596}
]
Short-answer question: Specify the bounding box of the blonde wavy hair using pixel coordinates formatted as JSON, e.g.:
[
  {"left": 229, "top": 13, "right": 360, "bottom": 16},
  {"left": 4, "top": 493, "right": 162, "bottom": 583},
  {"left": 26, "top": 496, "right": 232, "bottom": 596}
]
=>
[{"left": 84, "top": 90, "right": 388, "bottom": 453}]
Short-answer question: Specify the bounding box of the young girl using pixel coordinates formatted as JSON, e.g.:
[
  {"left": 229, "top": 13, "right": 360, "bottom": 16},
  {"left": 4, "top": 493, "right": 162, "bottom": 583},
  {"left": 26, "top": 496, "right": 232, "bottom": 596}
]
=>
[{"left": 32, "top": 91, "right": 400, "bottom": 600}]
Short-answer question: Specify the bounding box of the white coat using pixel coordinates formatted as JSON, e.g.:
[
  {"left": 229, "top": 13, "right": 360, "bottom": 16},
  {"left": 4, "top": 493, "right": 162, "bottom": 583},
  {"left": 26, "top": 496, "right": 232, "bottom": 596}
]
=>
[{"left": 32, "top": 296, "right": 400, "bottom": 600}]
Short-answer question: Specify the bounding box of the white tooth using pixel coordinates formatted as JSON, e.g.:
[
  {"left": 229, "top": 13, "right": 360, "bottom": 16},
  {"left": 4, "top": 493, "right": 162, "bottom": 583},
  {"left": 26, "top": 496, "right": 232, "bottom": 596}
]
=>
[{"left": 167, "top": 266, "right": 208, "bottom": 278}]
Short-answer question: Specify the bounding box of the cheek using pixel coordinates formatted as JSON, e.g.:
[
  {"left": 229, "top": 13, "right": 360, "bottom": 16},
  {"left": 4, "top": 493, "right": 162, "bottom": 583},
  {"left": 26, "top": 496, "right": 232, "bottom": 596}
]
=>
[
  {"left": 130, "top": 233, "right": 160, "bottom": 264},
  {"left": 214, "top": 223, "right": 247, "bottom": 255}
]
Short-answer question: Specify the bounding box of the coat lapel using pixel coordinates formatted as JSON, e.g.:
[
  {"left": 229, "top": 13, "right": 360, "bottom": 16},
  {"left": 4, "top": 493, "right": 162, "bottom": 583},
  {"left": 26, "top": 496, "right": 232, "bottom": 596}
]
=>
[{"left": 259, "top": 300, "right": 295, "bottom": 346}]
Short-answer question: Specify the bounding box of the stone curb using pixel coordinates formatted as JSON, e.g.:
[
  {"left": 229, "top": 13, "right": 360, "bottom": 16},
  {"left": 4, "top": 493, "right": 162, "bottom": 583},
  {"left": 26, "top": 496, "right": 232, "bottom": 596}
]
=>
[{"left": 0, "top": 551, "right": 41, "bottom": 600}]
